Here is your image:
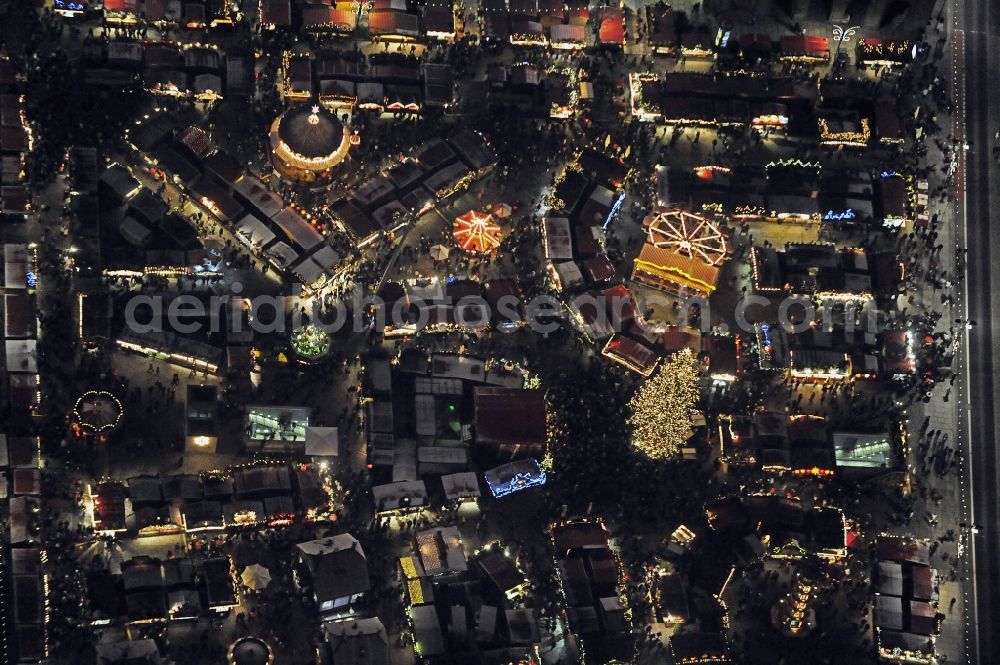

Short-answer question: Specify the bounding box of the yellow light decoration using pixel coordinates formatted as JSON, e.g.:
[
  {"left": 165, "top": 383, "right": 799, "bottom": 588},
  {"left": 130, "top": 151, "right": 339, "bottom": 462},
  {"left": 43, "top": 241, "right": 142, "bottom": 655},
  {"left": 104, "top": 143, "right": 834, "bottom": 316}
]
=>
[
  {"left": 765, "top": 158, "right": 821, "bottom": 171},
  {"left": 399, "top": 555, "right": 419, "bottom": 579},
  {"left": 818, "top": 117, "right": 871, "bottom": 146},
  {"left": 627, "top": 348, "right": 701, "bottom": 459},
  {"left": 407, "top": 579, "right": 424, "bottom": 605}
]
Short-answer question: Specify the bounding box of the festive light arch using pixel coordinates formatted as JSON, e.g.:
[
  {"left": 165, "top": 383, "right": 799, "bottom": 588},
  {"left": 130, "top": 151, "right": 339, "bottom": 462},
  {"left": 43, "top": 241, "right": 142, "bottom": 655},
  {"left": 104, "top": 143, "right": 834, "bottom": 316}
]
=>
[
  {"left": 453, "top": 210, "right": 502, "bottom": 254},
  {"left": 645, "top": 209, "right": 728, "bottom": 267}
]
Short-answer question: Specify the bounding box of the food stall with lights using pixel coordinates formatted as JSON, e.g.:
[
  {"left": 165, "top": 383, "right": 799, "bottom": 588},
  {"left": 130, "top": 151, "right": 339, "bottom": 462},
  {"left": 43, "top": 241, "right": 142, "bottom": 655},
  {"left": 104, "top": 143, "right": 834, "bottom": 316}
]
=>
[
  {"left": 368, "top": 7, "right": 420, "bottom": 41},
  {"left": 103, "top": 0, "right": 140, "bottom": 22},
  {"left": 669, "top": 631, "right": 733, "bottom": 664},
  {"left": 649, "top": 569, "right": 691, "bottom": 624},
  {"left": 754, "top": 412, "right": 836, "bottom": 476},
  {"left": 876, "top": 173, "right": 913, "bottom": 229},
  {"left": 550, "top": 517, "right": 630, "bottom": 639},
  {"left": 202, "top": 556, "right": 238, "bottom": 614},
  {"left": 89, "top": 480, "right": 128, "bottom": 535},
  {"left": 602, "top": 335, "right": 659, "bottom": 377},
  {"left": 372, "top": 480, "right": 428, "bottom": 515},
  {"left": 646, "top": 4, "right": 678, "bottom": 53},
  {"left": 778, "top": 34, "right": 829, "bottom": 62}
]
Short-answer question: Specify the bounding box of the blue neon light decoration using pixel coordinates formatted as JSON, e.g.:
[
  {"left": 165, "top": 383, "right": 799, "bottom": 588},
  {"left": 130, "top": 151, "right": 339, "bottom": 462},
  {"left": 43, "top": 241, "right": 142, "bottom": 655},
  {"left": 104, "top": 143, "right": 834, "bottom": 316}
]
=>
[
  {"left": 880, "top": 171, "right": 898, "bottom": 179},
  {"left": 759, "top": 323, "right": 773, "bottom": 348},
  {"left": 603, "top": 192, "right": 626, "bottom": 229},
  {"left": 823, "top": 209, "right": 856, "bottom": 221},
  {"left": 25, "top": 271, "right": 36, "bottom": 288},
  {"left": 485, "top": 459, "right": 547, "bottom": 498}
]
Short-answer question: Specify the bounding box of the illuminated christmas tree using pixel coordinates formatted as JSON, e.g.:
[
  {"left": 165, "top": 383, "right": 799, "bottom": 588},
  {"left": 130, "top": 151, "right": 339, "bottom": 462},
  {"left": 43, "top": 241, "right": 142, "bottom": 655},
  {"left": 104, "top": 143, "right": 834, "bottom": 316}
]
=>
[{"left": 627, "top": 348, "right": 701, "bottom": 459}]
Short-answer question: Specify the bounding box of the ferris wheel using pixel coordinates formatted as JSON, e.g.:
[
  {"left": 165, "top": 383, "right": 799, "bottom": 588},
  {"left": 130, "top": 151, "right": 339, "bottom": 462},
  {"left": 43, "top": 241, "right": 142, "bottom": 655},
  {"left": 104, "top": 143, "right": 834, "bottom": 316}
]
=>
[{"left": 645, "top": 209, "right": 728, "bottom": 266}]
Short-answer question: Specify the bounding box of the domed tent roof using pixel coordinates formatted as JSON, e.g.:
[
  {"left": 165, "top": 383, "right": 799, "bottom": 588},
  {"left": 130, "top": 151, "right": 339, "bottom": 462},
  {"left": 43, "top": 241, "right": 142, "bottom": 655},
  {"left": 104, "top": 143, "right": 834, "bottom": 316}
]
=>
[
  {"left": 277, "top": 105, "right": 344, "bottom": 159},
  {"left": 228, "top": 637, "right": 273, "bottom": 665}
]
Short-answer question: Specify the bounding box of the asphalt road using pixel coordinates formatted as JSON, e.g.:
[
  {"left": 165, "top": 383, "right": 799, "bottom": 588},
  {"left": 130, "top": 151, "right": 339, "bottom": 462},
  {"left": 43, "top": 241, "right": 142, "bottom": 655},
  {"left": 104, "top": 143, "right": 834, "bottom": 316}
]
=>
[{"left": 960, "top": 0, "right": 1000, "bottom": 662}]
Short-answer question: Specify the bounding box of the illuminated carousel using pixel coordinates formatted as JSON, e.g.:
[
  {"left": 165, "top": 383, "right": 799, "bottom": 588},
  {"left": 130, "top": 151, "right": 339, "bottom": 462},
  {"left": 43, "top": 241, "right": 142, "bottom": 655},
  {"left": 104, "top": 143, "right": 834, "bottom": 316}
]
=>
[
  {"left": 452, "top": 209, "right": 502, "bottom": 254},
  {"left": 290, "top": 324, "right": 331, "bottom": 363},
  {"left": 644, "top": 208, "right": 728, "bottom": 266},
  {"left": 72, "top": 391, "right": 123, "bottom": 440},
  {"left": 269, "top": 104, "right": 352, "bottom": 185}
]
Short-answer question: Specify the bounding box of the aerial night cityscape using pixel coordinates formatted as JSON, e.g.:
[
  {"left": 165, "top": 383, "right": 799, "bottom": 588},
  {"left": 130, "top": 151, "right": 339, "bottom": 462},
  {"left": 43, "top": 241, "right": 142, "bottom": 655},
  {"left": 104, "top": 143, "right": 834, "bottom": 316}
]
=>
[{"left": 0, "top": 0, "right": 997, "bottom": 663}]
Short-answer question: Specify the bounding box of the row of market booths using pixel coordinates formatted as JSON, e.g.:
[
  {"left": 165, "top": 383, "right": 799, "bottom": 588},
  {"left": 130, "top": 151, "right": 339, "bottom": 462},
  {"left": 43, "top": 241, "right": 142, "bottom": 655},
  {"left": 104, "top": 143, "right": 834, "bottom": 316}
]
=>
[
  {"left": 87, "top": 464, "right": 332, "bottom": 537},
  {"left": 719, "top": 411, "right": 903, "bottom": 477},
  {"left": 0, "top": 58, "right": 31, "bottom": 220},
  {"left": 542, "top": 148, "right": 688, "bottom": 377},
  {"left": 644, "top": 5, "right": 912, "bottom": 69},
  {"left": 705, "top": 493, "right": 848, "bottom": 562},
  {"left": 470, "top": 1, "right": 909, "bottom": 64},
  {"left": 639, "top": 490, "right": 849, "bottom": 664},
  {"left": 296, "top": 526, "right": 540, "bottom": 663},
  {"left": 664, "top": 162, "right": 914, "bottom": 229},
  {"left": 101, "top": 0, "right": 241, "bottom": 28},
  {"left": 262, "top": 0, "right": 458, "bottom": 43},
  {"left": 549, "top": 518, "right": 629, "bottom": 647},
  {"left": 126, "top": 111, "right": 347, "bottom": 293},
  {"left": 365, "top": 349, "right": 548, "bottom": 662},
  {"left": 76, "top": 275, "right": 252, "bottom": 376},
  {"left": 282, "top": 50, "right": 456, "bottom": 111},
  {"left": 872, "top": 536, "right": 942, "bottom": 664},
  {"left": 351, "top": 354, "right": 553, "bottom": 663},
  {"left": 82, "top": 38, "right": 246, "bottom": 101},
  {"left": 96, "top": 161, "right": 220, "bottom": 275},
  {"left": 646, "top": 534, "right": 732, "bottom": 664},
  {"left": 0, "top": 434, "right": 45, "bottom": 664},
  {"left": 368, "top": 460, "right": 548, "bottom": 514},
  {"left": 375, "top": 275, "right": 529, "bottom": 337},
  {"left": 394, "top": 526, "right": 542, "bottom": 662},
  {"left": 631, "top": 72, "right": 905, "bottom": 147},
  {"left": 751, "top": 242, "right": 898, "bottom": 298},
  {"left": 750, "top": 319, "right": 916, "bottom": 385},
  {"left": 283, "top": 49, "right": 585, "bottom": 118},
  {"left": 478, "top": 0, "right": 603, "bottom": 50},
  {"left": 85, "top": 151, "right": 253, "bottom": 374},
  {"left": 2, "top": 243, "right": 39, "bottom": 413},
  {"left": 87, "top": 555, "right": 238, "bottom": 627},
  {"left": 478, "top": 62, "right": 585, "bottom": 119},
  {"left": 746, "top": 241, "right": 914, "bottom": 384},
  {"left": 84, "top": 142, "right": 247, "bottom": 367},
  {"left": 329, "top": 130, "right": 496, "bottom": 247},
  {"left": 363, "top": 352, "right": 549, "bottom": 510}
]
